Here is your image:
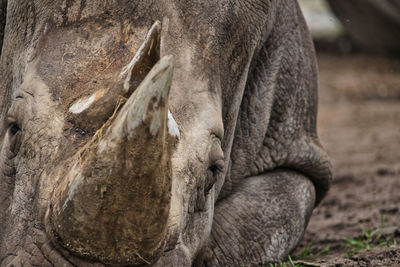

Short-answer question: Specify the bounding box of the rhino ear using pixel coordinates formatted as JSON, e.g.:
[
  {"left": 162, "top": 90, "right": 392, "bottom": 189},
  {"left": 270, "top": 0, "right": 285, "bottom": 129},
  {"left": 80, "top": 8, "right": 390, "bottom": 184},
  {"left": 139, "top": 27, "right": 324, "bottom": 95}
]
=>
[{"left": 121, "top": 20, "right": 161, "bottom": 96}]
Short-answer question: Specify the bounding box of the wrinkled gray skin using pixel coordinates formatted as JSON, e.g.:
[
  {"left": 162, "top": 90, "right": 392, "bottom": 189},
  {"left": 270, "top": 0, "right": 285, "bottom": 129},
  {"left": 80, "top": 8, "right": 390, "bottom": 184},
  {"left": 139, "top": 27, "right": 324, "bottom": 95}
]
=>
[{"left": 0, "top": 0, "right": 332, "bottom": 266}]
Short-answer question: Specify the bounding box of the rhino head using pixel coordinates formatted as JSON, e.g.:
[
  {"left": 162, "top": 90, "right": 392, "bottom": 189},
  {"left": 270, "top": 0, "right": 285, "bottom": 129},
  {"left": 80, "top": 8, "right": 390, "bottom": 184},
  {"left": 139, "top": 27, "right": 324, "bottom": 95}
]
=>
[{"left": 0, "top": 0, "right": 332, "bottom": 266}]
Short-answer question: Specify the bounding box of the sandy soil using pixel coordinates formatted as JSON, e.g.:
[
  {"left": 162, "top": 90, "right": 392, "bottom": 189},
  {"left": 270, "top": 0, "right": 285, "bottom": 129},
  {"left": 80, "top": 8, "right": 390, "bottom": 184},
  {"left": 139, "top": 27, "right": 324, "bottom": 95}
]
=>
[{"left": 292, "top": 53, "right": 400, "bottom": 267}]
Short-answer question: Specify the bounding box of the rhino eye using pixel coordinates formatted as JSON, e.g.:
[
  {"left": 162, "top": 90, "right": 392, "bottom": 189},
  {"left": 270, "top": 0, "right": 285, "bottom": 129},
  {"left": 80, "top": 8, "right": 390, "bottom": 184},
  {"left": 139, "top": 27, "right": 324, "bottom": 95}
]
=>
[
  {"left": 9, "top": 122, "right": 21, "bottom": 136},
  {"left": 6, "top": 119, "right": 22, "bottom": 155}
]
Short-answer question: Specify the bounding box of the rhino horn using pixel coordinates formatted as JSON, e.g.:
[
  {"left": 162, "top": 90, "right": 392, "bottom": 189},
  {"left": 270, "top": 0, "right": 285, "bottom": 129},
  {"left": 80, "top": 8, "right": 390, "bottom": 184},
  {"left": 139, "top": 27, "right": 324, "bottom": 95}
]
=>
[
  {"left": 121, "top": 20, "right": 161, "bottom": 95},
  {"left": 47, "top": 56, "right": 174, "bottom": 266},
  {"left": 67, "top": 21, "right": 162, "bottom": 133}
]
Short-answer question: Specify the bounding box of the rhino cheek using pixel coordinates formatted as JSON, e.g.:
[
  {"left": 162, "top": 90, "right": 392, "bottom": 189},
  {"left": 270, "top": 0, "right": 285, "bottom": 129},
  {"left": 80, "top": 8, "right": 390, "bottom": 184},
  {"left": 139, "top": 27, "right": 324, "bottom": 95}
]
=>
[{"left": 0, "top": 62, "right": 68, "bottom": 259}]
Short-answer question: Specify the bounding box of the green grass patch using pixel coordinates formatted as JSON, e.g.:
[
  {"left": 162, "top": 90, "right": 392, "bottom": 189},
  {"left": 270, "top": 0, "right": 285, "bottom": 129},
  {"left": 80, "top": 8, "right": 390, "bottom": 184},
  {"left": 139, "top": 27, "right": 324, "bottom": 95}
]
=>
[
  {"left": 263, "top": 247, "right": 330, "bottom": 267},
  {"left": 344, "top": 214, "right": 398, "bottom": 258},
  {"left": 265, "top": 256, "right": 304, "bottom": 267},
  {"left": 291, "top": 243, "right": 330, "bottom": 261},
  {"left": 262, "top": 214, "right": 398, "bottom": 266}
]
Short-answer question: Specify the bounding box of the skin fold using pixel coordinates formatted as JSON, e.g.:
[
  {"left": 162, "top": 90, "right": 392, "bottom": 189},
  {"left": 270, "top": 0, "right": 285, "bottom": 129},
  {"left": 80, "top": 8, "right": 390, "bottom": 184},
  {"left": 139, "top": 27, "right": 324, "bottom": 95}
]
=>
[{"left": 0, "top": 0, "right": 332, "bottom": 266}]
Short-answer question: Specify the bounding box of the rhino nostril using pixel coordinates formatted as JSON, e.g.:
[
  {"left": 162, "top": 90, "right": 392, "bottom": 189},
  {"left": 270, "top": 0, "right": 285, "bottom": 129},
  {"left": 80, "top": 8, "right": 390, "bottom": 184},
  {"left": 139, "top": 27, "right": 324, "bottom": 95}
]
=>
[
  {"left": 205, "top": 170, "right": 216, "bottom": 193},
  {"left": 210, "top": 159, "right": 224, "bottom": 174},
  {"left": 205, "top": 159, "right": 224, "bottom": 193}
]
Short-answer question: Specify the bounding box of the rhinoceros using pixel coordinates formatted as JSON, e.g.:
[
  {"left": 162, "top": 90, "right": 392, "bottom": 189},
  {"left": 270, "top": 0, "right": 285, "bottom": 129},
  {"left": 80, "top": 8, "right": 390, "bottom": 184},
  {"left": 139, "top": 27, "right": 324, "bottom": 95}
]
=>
[{"left": 0, "top": 0, "right": 332, "bottom": 266}]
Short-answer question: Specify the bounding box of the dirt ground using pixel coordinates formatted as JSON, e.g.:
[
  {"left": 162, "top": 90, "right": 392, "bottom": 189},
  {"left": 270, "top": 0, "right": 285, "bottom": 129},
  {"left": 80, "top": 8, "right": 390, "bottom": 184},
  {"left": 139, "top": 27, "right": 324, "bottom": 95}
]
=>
[{"left": 292, "top": 53, "right": 400, "bottom": 267}]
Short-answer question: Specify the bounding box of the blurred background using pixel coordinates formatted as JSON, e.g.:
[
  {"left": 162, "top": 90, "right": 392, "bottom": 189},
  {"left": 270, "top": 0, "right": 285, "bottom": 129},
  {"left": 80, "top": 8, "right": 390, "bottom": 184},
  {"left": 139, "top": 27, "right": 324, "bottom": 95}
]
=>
[{"left": 291, "top": 1, "right": 400, "bottom": 266}]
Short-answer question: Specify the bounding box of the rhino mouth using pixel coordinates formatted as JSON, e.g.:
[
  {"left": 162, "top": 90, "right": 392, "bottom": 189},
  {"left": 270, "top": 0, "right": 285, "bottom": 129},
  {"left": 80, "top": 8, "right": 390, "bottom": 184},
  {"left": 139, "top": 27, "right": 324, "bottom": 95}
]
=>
[{"left": 46, "top": 21, "right": 179, "bottom": 266}]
